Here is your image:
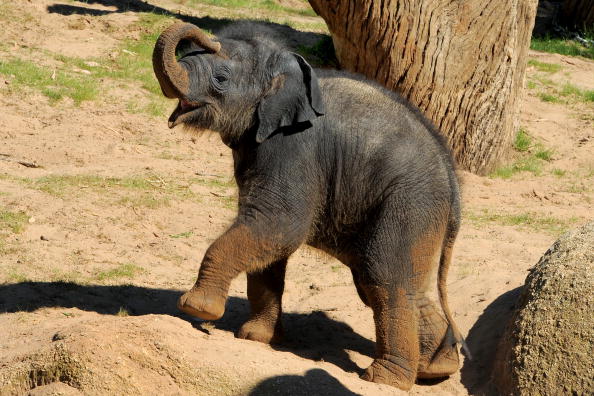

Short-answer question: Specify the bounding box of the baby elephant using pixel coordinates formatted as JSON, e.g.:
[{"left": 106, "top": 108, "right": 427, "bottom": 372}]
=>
[{"left": 153, "top": 22, "right": 464, "bottom": 390}]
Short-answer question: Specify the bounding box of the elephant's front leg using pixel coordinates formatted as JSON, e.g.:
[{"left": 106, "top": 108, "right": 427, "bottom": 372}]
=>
[
  {"left": 360, "top": 284, "right": 420, "bottom": 391},
  {"left": 178, "top": 223, "right": 288, "bottom": 321},
  {"left": 237, "top": 259, "right": 287, "bottom": 344}
]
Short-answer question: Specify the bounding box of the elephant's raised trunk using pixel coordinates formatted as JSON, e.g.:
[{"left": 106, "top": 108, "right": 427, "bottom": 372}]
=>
[{"left": 152, "top": 22, "right": 222, "bottom": 99}]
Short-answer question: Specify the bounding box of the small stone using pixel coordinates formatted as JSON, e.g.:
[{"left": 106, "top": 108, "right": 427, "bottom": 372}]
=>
[{"left": 52, "top": 332, "right": 66, "bottom": 341}]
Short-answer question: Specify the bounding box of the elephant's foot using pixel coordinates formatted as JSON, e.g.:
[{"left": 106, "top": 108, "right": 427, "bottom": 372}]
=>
[
  {"left": 360, "top": 356, "right": 416, "bottom": 391},
  {"left": 237, "top": 318, "right": 283, "bottom": 344},
  {"left": 417, "top": 336, "right": 459, "bottom": 379},
  {"left": 177, "top": 287, "right": 226, "bottom": 320}
]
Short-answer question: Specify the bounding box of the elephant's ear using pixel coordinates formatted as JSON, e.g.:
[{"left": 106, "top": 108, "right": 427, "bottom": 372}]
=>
[{"left": 256, "top": 53, "right": 324, "bottom": 143}]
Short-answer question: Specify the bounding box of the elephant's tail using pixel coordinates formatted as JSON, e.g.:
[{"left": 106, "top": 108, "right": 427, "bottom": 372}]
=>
[{"left": 437, "top": 214, "right": 472, "bottom": 360}]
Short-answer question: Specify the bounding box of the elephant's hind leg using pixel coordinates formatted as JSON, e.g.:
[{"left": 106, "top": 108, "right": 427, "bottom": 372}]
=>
[
  {"left": 360, "top": 284, "right": 420, "bottom": 390},
  {"left": 416, "top": 296, "right": 460, "bottom": 379},
  {"left": 358, "top": 206, "right": 451, "bottom": 390},
  {"left": 237, "top": 258, "right": 287, "bottom": 344}
]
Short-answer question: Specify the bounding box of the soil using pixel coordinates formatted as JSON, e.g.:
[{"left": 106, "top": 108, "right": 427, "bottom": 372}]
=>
[{"left": 0, "top": 1, "right": 592, "bottom": 395}]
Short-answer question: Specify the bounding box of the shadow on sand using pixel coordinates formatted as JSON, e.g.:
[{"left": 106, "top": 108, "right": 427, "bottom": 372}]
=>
[
  {"left": 460, "top": 287, "right": 523, "bottom": 395},
  {"left": 249, "top": 368, "right": 362, "bottom": 396},
  {"left": 0, "top": 281, "right": 373, "bottom": 377}
]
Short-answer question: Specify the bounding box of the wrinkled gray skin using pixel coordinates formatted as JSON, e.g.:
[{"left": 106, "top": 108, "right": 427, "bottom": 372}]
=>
[{"left": 153, "top": 21, "right": 464, "bottom": 391}]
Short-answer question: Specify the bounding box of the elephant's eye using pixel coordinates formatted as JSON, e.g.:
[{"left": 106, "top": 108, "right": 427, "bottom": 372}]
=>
[{"left": 212, "top": 65, "right": 231, "bottom": 91}]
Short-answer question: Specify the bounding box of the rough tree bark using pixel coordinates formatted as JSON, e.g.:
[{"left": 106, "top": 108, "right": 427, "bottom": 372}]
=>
[
  {"left": 308, "top": 0, "right": 538, "bottom": 174},
  {"left": 561, "top": 0, "right": 594, "bottom": 30}
]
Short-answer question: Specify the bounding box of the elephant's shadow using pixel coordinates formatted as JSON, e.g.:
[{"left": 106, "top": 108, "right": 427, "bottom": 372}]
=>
[
  {"left": 459, "top": 287, "right": 523, "bottom": 395},
  {"left": 0, "top": 281, "right": 373, "bottom": 376}
]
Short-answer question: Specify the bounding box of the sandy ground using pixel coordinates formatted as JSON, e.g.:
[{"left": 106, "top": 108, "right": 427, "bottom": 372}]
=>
[{"left": 0, "top": 1, "right": 592, "bottom": 395}]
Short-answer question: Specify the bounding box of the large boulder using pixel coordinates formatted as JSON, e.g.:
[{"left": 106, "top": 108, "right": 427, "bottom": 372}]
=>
[{"left": 494, "top": 221, "right": 594, "bottom": 395}]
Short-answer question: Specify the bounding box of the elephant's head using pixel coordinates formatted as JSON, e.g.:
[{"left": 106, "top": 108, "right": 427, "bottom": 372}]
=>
[{"left": 152, "top": 22, "right": 324, "bottom": 146}]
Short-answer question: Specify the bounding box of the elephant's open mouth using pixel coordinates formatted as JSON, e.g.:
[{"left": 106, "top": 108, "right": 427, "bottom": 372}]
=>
[{"left": 168, "top": 99, "right": 206, "bottom": 129}]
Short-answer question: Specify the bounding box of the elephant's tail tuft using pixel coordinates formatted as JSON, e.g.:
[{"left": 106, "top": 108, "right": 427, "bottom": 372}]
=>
[{"left": 437, "top": 214, "right": 472, "bottom": 360}]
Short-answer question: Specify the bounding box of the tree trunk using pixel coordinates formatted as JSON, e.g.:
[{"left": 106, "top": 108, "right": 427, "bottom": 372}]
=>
[
  {"left": 308, "top": 0, "right": 538, "bottom": 174},
  {"left": 561, "top": 0, "right": 594, "bottom": 30}
]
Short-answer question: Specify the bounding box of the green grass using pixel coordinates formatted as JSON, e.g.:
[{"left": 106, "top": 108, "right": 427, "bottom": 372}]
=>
[
  {"left": 170, "top": 231, "right": 194, "bottom": 239},
  {"left": 528, "top": 75, "right": 594, "bottom": 104},
  {"left": 0, "top": 3, "right": 324, "bottom": 115},
  {"left": 560, "top": 82, "right": 582, "bottom": 97},
  {"left": 513, "top": 128, "right": 532, "bottom": 152},
  {"left": 8, "top": 173, "right": 199, "bottom": 205},
  {"left": 534, "top": 145, "right": 554, "bottom": 161},
  {"left": 54, "top": 29, "right": 167, "bottom": 94},
  {"left": 156, "top": 151, "right": 187, "bottom": 161},
  {"left": 0, "top": 210, "right": 29, "bottom": 234},
  {"left": 1, "top": 11, "right": 173, "bottom": 114},
  {"left": 117, "top": 307, "right": 130, "bottom": 317},
  {"left": 565, "top": 184, "right": 590, "bottom": 193},
  {"left": 117, "top": 195, "right": 171, "bottom": 209},
  {"left": 531, "top": 36, "right": 594, "bottom": 59},
  {"left": 96, "top": 263, "right": 143, "bottom": 281},
  {"left": 527, "top": 59, "right": 562, "bottom": 73},
  {"left": 531, "top": 74, "right": 556, "bottom": 88},
  {"left": 538, "top": 92, "right": 562, "bottom": 103},
  {"left": 277, "top": 19, "right": 328, "bottom": 32},
  {"left": 490, "top": 128, "right": 557, "bottom": 178},
  {"left": 466, "top": 209, "right": 579, "bottom": 235},
  {"left": 559, "top": 82, "right": 594, "bottom": 103},
  {"left": 111, "top": 38, "right": 165, "bottom": 96},
  {"left": 77, "top": 21, "right": 171, "bottom": 113},
  {"left": 0, "top": 1, "right": 35, "bottom": 24},
  {"left": 50, "top": 269, "right": 83, "bottom": 283},
  {"left": 220, "top": 195, "right": 237, "bottom": 210},
  {"left": 552, "top": 168, "right": 566, "bottom": 177},
  {"left": 135, "top": 10, "right": 176, "bottom": 29},
  {"left": 491, "top": 156, "right": 543, "bottom": 179},
  {"left": 126, "top": 99, "right": 168, "bottom": 117},
  {"left": 193, "top": 176, "right": 235, "bottom": 188},
  {"left": 190, "top": 176, "right": 237, "bottom": 209},
  {"left": 176, "top": 0, "right": 317, "bottom": 17},
  {"left": 28, "top": 175, "right": 156, "bottom": 197},
  {"left": 0, "top": 58, "right": 99, "bottom": 105},
  {"left": 6, "top": 269, "right": 29, "bottom": 283}
]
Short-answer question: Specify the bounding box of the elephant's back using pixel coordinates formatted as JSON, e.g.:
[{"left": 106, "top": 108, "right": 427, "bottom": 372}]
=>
[
  {"left": 313, "top": 69, "right": 460, "bottom": 223},
  {"left": 316, "top": 70, "right": 455, "bottom": 179}
]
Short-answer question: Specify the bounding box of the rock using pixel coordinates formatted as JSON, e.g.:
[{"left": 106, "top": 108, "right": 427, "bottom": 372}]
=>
[
  {"left": 493, "top": 221, "right": 594, "bottom": 395},
  {"left": 71, "top": 68, "right": 91, "bottom": 75}
]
